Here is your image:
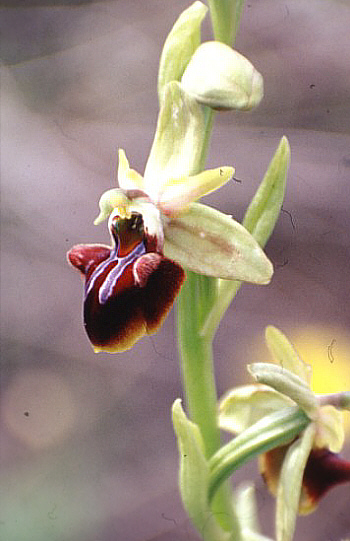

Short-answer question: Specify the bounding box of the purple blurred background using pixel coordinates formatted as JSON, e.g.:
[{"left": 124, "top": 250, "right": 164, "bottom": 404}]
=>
[{"left": 1, "top": 1, "right": 350, "bottom": 540}]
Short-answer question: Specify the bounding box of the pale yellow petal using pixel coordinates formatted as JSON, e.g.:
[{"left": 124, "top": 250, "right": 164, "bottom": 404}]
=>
[
  {"left": 117, "top": 149, "right": 144, "bottom": 191},
  {"left": 157, "top": 166, "right": 234, "bottom": 214}
]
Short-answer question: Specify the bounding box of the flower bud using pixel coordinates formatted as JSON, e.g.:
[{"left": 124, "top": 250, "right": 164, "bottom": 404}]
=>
[{"left": 181, "top": 41, "right": 263, "bottom": 111}]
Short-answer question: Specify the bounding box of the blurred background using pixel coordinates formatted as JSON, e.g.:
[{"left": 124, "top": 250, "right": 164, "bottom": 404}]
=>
[{"left": 1, "top": 1, "right": 350, "bottom": 540}]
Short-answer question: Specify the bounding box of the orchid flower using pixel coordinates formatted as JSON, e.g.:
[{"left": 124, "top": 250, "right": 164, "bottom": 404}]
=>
[{"left": 218, "top": 326, "right": 350, "bottom": 541}]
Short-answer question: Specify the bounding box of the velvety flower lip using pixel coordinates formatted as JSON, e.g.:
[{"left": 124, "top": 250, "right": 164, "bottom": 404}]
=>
[
  {"left": 259, "top": 443, "right": 350, "bottom": 516},
  {"left": 300, "top": 447, "right": 350, "bottom": 514},
  {"left": 68, "top": 141, "right": 273, "bottom": 352},
  {"left": 68, "top": 210, "right": 184, "bottom": 353}
]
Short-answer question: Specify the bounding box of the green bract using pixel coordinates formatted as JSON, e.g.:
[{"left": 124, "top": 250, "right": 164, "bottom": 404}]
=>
[
  {"left": 275, "top": 424, "right": 316, "bottom": 541},
  {"left": 207, "top": 0, "right": 245, "bottom": 45},
  {"left": 172, "top": 399, "right": 232, "bottom": 541},
  {"left": 212, "top": 407, "right": 309, "bottom": 503},
  {"left": 158, "top": 1, "right": 208, "bottom": 103},
  {"left": 181, "top": 41, "right": 264, "bottom": 111},
  {"left": 242, "top": 137, "right": 290, "bottom": 246}
]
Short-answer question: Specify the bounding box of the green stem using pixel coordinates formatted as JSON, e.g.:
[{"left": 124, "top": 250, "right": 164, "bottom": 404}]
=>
[
  {"left": 177, "top": 272, "right": 241, "bottom": 536},
  {"left": 178, "top": 273, "right": 219, "bottom": 456},
  {"left": 175, "top": 6, "right": 248, "bottom": 536},
  {"left": 207, "top": 0, "right": 245, "bottom": 45}
]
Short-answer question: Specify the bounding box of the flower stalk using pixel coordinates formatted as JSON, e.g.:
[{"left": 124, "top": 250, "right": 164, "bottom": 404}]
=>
[
  {"left": 207, "top": 0, "right": 245, "bottom": 45},
  {"left": 178, "top": 272, "right": 241, "bottom": 534}
]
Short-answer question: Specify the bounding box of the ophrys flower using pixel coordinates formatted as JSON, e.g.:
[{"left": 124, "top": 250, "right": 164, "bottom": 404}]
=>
[
  {"left": 68, "top": 83, "right": 273, "bottom": 353},
  {"left": 219, "top": 326, "right": 350, "bottom": 541}
]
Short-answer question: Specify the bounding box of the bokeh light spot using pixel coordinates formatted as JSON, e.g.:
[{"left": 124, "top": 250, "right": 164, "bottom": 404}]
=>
[
  {"left": 288, "top": 325, "right": 349, "bottom": 433},
  {"left": 2, "top": 370, "right": 76, "bottom": 449}
]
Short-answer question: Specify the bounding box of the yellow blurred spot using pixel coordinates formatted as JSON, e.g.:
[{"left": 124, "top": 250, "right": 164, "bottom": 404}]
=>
[
  {"left": 250, "top": 324, "right": 350, "bottom": 434},
  {"left": 289, "top": 325, "right": 350, "bottom": 433},
  {"left": 290, "top": 325, "right": 349, "bottom": 393}
]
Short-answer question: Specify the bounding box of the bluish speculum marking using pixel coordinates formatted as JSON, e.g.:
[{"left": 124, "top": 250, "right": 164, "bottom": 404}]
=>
[{"left": 85, "top": 213, "right": 147, "bottom": 305}]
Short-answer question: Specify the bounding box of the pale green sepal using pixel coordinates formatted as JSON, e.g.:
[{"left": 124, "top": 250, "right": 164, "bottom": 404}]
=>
[
  {"left": 181, "top": 41, "right": 263, "bottom": 111},
  {"left": 158, "top": 166, "right": 234, "bottom": 214},
  {"left": 219, "top": 384, "right": 293, "bottom": 434},
  {"left": 94, "top": 188, "right": 129, "bottom": 225},
  {"left": 144, "top": 82, "right": 206, "bottom": 199},
  {"left": 276, "top": 423, "right": 316, "bottom": 541},
  {"left": 315, "top": 405, "right": 344, "bottom": 453},
  {"left": 243, "top": 136, "right": 290, "bottom": 247},
  {"left": 164, "top": 202, "right": 273, "bottom": 284},
  {"left": 157, "top": 1, "right": 208, "bottom": 103},
  {"left": 248, "top": 363, "right": 318, "bottom": 420},
  {"left": 265, "top": 325, "right": 312, "bottom": 384},
  {"left": 172, "top": 399, "right": 231, "bottom": 541},
  {"left": 235, "top": 483, "right": 274, "bottom": 541}
]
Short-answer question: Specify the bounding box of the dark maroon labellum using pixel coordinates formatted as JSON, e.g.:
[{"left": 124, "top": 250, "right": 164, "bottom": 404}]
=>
[
  {"left": 260, "top": 443, "right": 350, "bottom": 515},
  {"left": 302, "top": 448, "right": 350, "bottom": 512},
  {"left": 67, "top": 212, "right": 184, "bottom": 352}
]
